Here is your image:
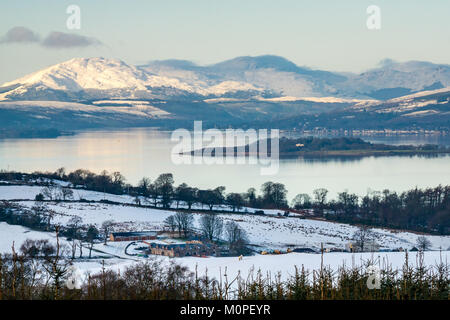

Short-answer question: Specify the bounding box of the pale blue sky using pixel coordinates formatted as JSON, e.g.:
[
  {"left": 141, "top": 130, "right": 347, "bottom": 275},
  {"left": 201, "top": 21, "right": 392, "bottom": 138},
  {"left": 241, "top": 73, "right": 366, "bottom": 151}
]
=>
[{"left": 0, "top": 0, "right": 449, "bottom": 83}]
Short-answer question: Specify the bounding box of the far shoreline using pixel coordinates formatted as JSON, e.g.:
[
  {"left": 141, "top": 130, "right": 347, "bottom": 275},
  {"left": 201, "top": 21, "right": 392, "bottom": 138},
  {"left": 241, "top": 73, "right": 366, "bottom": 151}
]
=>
[{"left": 183, "top": 136, "right": 450, "bottom": 159}]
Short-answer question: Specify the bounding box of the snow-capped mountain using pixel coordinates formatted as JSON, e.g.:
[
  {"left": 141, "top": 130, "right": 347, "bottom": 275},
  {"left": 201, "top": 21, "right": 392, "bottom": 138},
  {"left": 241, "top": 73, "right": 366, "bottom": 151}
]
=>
[
  {"left": 140, "top": 55, "right": 450, "bottom": 99},
  {"left": 341, "top": 59, "right": 450, "bottom": 99},
  {"left": 0, "top": 56, "right": 448, "bottom": 132},
  {"left": 2, "top": 55, "right": 450, "bottom": 102},
  {"left": 352, "top": 86, "right": 450, "bottom": 116},
  {"left": 0, "top": 57, "right": 264, "bottom": 101},
  {"left": 140, "top": 55, "right": 346, "bottom": 98},
  {"left": 2, "top": 58, "right": 152, "bottom": 91}
]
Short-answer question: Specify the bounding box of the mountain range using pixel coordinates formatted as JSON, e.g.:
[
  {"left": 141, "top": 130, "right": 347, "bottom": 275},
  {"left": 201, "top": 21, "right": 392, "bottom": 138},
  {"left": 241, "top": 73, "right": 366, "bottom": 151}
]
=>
[{"left": 0, "top": 55, "right": 449, "bottom": 132}]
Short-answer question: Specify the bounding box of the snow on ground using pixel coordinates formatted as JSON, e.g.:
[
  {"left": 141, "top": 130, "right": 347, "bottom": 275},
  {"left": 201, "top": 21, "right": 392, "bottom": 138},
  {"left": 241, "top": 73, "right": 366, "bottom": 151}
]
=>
[
  {"left": 2, "top": 184, "right": 449, "bottom": 252},
  {"left": 173, "top": 250, "right": 449, "bottom": 283},
  {"left": 17, "top": 201, "right": 173, "bottom": 233},
  {"left": 14, "top": 200, "right": 450, "bottom": 252},
  {"left": 0, "top": 185, "right": 136, "bottom": 203},
  {"left": 0, "top": 222, "right": 448, "bottom": 288},
  {"left": 219, "top": 213, "right": 450, "bottom": 251},
  {"left": 72, "top": 250, "right": 450, "bottom": 288},
  {"left": 0, "top": 222, "right": 69, "bottom": 254},
  {"left": 0, "top": 185, "right": 275, "bottom": 214}
]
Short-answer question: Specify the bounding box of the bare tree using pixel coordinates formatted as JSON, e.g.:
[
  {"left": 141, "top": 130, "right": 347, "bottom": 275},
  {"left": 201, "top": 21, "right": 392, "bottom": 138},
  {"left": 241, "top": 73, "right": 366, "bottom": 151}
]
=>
[
  {"left": 313, "top": 188, "right": 328, "bottom": 215},
  {"left": 55, "top": 167, "right": 66, "bottom": 179},
  {"left": 200, "top": 213, "right": 223, "bottom": 241},
  {"left": 61, "top": 187, "right": 74, "bottom": 201},
  {"left": 134, "top": 196, "right": 141, "bottom": 206},
  {"left": 35, "top": 207, "right": 57, "bottom": 231},
  {"left": 174, "top": 212, "right": 194, "bottom": 238},
  {"left": 225, "top": 221, "right": 249, "bottom": 255},
  {"left": 67, "top": 216, "right": 82, "bottom": 259},
  {"left": 101, "top": 220, "right": 114, "bottom": 245},
  {"left": 291, "top": 193, "right": 312, "bottom": 209},
  {"left": 138, "top": 177, "right": 152, "bottom": 197},
  {"left": 86, "top": 225, "right": 99, "bottom": 259},
  {"left": 416, "top": 236, "right": 432, "bottom": 251},
  {"left": 226, "top": 193, "right": 245, "bottom": 212},
  {"left": 20, "top": 239, "right": 54, "bottom": 294},
  {"left": 78, "top": 239, "right": 83, "bottom": 258},
  {"left": 41, "top": 186, "right": 59, "bottom": 201},
  {"left": 164, "top": 215, "right": 177, "bottom": 233},
  {"left": 154, "top": 173, "right": 174, "bottom": 208},
  {"left": 41, "top": 226, "right": 71, "bottom": 299},
  {"left": 112, "top": 172, "right": 126, "bottom": 193},
  {"left": 352, "top": 225, "right": 374, "bottom": 252}
]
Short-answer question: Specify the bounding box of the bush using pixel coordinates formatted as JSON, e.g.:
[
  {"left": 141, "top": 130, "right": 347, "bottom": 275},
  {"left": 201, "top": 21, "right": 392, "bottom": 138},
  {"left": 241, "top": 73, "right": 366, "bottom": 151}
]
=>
[{"left": 35, "top": 193, "right": 44, "bottom": 201}]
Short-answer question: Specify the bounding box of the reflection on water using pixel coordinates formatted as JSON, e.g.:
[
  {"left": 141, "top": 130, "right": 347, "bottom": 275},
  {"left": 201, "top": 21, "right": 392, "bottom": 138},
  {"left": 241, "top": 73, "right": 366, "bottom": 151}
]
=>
[
  {"left": 298, "top": 153, "right": 447, "bottom": 164},
  {"left": 362, "top": 135, "right": 450, "bottom": 147},
  {"left": 282, "top": 130, "right": 450, "bottom": 147},
  {"left": 0, "top": 128, "right": 449, "bottom": 200}
]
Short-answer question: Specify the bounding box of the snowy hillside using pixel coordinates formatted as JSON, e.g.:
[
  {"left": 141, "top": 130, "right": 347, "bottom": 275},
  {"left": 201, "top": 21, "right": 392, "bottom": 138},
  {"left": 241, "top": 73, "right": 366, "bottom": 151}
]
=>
[
  {"left": 352, "top": 86, "right": 450, "bottom": 118},
  {"left": 1, "top": 182, "right": 449, "bottom": 287},
  {"left": 142, "top": 56, "right": 450, "bottom": 99},
  {"left": 16, "top": 201, "right": 450, "bottom": 251},
  {"left": 2, "top": 58, "right": 152, "bottom": 91},
  {"left": 344, "top": 60, "right": 450, "bottom": 98},
  {"left": 0, "top": 57, "right": 263, "bottom": 101},
  {"left": 0, "top": 222, "right": 448, "bottom": 287},
  {"left": 2, "top": 56, "right": 449, "bottom": 103},
  {"left": 1, "top": 184, "right": 449, "bottom": 252}
]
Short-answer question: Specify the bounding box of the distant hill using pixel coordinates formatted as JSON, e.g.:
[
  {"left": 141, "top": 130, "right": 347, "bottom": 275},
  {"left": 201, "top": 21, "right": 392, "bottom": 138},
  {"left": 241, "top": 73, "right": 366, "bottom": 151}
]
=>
[
  {"left": 187, "top": 136, "right": 450, "bottom": 158},
  {"left": 0, "top": 56, "right": 448, "bottom": 131}
]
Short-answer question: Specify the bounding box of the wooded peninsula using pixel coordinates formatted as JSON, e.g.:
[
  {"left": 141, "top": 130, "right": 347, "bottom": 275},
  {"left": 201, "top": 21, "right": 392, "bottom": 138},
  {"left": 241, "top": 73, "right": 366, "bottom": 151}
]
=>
[{"left": 187, "top": 136, "right": 450, "bottom": 158}]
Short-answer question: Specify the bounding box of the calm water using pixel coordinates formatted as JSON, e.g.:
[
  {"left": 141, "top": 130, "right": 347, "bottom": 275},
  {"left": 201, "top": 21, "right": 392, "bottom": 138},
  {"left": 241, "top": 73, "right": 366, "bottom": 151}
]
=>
[{"left": 0, "top": 128, "right": 449, "bottom": 200}]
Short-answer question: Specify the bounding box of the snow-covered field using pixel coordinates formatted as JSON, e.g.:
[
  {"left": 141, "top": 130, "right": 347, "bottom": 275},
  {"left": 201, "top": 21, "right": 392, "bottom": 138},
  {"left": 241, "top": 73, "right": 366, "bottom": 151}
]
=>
[
  {"left": 1, "top": 184, "right": 449, "bottom": 252},
  {"left": 0, "top": 185, "right": 279, "bottom": 214},
  {"left": 0, "top": 185, "right": 136, "bottom": 203},
  {"left": 11, "top": 199, "right": 450, "bottom": 252},
  {"left": 1, "top": 222, "right": 448, "bottom": 286},
  {"left": 0, "top": 222, "right": 69, "bottom": 254},
  {"left": 71, "top": 249, "right": 450, "bottom": 288},
  {"left": 1, "top": 182, "right": 450, "bottom": 282},
  {"left": 172, "top": 250, "right": 449, "bottom": 283}
]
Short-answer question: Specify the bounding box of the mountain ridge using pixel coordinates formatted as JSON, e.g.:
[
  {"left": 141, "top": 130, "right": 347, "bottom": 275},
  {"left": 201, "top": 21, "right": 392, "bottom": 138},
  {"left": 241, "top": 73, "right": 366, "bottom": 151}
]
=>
[
  {"left": 0, "top": 55, "right": 448, "bottom": 132},
  {"left": 3, "top": 55, "right": 449, "bottom": 102}
]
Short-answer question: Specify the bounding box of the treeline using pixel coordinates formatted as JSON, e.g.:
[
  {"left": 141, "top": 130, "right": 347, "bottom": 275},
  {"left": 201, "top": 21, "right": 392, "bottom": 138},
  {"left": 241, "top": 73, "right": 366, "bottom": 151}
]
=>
[
  {"left": 278, "top": 136, "right": 443, "bottom": 153},
  {"left": 0, "top": 202, "right": 102, "bottom": 259},
  {"left": 1, "top": 168, "right": 449, "bottom": 234},
  {"left": 164, "top": 212, "right": 250, "bottom": 255},
  {"left": 292, "top": 186, "right": 450, "bottom": 235},
  {"left": 0, "top": 242, "right": 448, "bottom": 300}
]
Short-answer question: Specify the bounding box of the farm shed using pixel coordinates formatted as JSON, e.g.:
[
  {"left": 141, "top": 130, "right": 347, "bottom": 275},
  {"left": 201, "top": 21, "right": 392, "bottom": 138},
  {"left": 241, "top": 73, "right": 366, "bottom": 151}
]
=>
[{"left": 110, "top": 231, "right": 158, "bottom": 242}]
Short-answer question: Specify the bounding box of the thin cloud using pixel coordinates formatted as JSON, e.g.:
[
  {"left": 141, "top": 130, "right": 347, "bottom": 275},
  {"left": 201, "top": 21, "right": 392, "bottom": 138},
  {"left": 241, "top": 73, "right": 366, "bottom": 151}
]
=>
[
  {"left": 0, "top": 26, "right": 40, "bottom": 44},
  {"left": 41, "top": 31, "right": 102, "bottom": 48}
]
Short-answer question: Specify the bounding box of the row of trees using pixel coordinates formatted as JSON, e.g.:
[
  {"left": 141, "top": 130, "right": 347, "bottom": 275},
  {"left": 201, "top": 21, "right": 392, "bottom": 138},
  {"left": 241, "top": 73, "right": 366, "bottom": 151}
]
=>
[
  {"left": 0, "top": 201, "right": 107, "bottom": 259},
  {"left": 2, "top": 168, "right": 449, "bottom": 234},
  {"left": 138, "top": 176, "right": 290, "bottom": 211},
  {"left": 1, "top": 248, "right": 448, "bottom": 300},
  {"left": 163, "top": 212, "right": 249, "bottom": 255},
  {"left": 291, "top": 186, "right": 449, "bottom": 234}
]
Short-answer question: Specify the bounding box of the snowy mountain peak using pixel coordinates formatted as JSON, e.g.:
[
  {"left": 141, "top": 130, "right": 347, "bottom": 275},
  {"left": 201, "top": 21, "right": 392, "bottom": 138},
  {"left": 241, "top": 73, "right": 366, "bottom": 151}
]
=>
[
  {"left": 2, "top": 57, "right": 150, "bottom": 91},
  {"left": 1, "top": 57, "right": 265, "bottom": 99},
  {"left": 1, "top": 56, "right": 450, "bottom": 102}
]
